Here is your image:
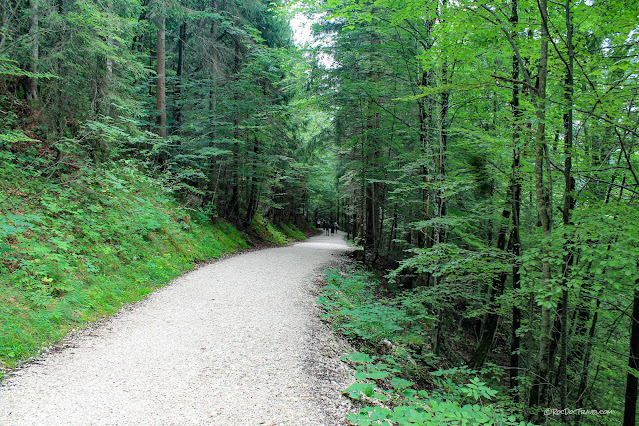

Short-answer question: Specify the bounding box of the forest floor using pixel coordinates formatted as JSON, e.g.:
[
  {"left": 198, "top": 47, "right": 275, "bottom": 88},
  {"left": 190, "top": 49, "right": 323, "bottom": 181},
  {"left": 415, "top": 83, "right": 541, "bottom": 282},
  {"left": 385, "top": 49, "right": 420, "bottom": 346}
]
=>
[{"left": 0, "top": 232, "right": 355, "bottom": 425}]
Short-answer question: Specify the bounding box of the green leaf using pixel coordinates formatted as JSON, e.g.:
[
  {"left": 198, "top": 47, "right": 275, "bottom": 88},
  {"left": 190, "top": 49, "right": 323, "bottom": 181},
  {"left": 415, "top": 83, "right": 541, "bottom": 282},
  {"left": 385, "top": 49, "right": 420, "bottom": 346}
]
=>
[
  {"left": 391, "top": 377, "right": 415, "bottom": 389},
  {"left": 343, "top": 382, "right": 376, "bottom": 400},
  {"left": 342, "top": 352, "right": 374, "bottom": 364}
]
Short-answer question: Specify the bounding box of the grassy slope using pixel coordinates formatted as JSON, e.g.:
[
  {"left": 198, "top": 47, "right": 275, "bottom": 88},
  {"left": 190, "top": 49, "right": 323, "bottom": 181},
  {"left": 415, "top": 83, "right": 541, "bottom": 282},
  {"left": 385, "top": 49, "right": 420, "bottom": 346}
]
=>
[
  {"left": 250, "top": 213, "right": 312, "bottom": 245},
  {"left": 277, "top": 222, "right": 308, "bottom": 241},
  {"left": 0, "top": 157, "right": 304, "bottom": 375}
]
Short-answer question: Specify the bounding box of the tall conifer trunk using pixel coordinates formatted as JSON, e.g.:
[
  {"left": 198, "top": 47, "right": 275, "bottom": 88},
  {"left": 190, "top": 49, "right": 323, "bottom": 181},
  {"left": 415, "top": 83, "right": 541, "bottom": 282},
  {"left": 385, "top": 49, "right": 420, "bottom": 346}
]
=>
[
  {"left": 245, "top": 135, "right": 260, "bottom": 224},
  {"left": 230, "top": 38, "right": 241, "bottom": 221},
  {"left": 27, "top": 0, "right": 38, "bottom": 102},
  {"left": 175, "top": 21, "right": 186, "bottom": 128},
  {"left": 155, "top": 14, "right": 167, "bottom": 138},
  {"left": 364, "top": 28, "right": 381, "bottom": 261}
]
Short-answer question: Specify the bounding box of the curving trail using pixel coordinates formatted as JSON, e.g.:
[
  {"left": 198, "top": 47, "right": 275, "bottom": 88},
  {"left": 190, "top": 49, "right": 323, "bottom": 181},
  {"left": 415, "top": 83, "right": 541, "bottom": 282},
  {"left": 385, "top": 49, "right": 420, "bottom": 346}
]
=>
[{"left": 0, "top": 232, "right": 354, "bottom": 425}]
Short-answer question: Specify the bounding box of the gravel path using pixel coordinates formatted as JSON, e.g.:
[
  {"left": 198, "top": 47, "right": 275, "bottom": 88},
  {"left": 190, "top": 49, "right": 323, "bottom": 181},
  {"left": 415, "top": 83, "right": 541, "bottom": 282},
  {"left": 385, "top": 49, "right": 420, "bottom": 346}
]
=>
[{"left": 0, "top": 232, "right": 355, "bottom": 425}]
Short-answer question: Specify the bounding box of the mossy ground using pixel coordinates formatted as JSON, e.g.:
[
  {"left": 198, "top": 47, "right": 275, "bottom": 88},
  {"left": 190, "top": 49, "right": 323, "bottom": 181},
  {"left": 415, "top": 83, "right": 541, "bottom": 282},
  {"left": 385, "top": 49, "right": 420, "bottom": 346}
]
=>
[
  {"left": 277, "top": 222, "right": 308, "bottom": 241},
  {"left": 249, "top": 213, "right": 310, "bottom": 245}
]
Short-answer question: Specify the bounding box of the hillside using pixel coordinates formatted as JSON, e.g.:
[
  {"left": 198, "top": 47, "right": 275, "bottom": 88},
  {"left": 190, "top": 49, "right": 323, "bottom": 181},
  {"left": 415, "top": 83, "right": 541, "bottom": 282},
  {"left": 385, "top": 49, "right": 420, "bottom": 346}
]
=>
[{"left": 0, "top": 152, "right": 310, "bottom": 373}]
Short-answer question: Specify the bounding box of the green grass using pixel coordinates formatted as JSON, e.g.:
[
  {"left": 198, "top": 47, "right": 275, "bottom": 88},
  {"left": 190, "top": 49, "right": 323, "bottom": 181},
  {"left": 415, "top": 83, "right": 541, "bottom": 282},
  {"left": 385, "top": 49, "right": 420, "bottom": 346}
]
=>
[{"left": 0, "top": 157, "right": 251, "bottom": 374}]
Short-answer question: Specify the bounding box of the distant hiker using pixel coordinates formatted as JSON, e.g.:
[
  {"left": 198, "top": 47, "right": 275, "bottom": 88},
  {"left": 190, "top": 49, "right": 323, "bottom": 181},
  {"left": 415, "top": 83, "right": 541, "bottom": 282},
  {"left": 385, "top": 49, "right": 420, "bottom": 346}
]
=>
[
  {"left": 330, "top": 222, "right": 335, "bottom": 235},
  {"left": 334, "top": 222, "right": 339, "bottom": 233},
  {"left": 324, "top": 220, "right": 330, "bottom": 236},
  {"left": 316, "top": 220, "right": 321, "bottom": 229}
]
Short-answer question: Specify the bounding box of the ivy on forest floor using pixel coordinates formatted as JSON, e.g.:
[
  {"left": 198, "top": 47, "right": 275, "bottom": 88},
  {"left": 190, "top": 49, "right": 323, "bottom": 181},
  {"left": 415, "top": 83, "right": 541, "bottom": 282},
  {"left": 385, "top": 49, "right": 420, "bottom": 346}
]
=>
[{"left": 319, "top": 268, "right": 536, "bottom": 425}]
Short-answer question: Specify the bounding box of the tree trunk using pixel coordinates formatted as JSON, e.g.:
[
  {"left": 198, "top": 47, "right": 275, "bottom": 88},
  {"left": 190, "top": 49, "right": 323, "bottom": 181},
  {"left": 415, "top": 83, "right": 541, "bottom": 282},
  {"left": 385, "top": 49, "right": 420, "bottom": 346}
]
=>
[
  {"left": 373, "top": 184, "right": 385, "bottom": 264},
  {"left": 418, "top": 65, "right": 435, "bottom": 285},
  {"left": 546, "top": 2, "right": 576, "bottom": 412},
  {"left": 529, "top": 0, "right": 551, "bottom": 414},
  {"left": 209, "top": 0, "right": 218, "bottom": 110},
  {"left": 432, "top": 62, "right": 449, "bottom": 253},
  {"left": 364, "top": 30, "right": 381, "bottom": 261},
  {"left": 175, "top": 21, "right": 186, "bottom": 129},
  {"left": 0, "top": 0, "right": 9, "bottom": 51},
  {"left": 575, "top": 297, "right": 599, "bottom": 424},
  {"left": 27, "top": 0, "right": 38, "bottom": 102},
  {"left": 229, "top": 38, "right": 242, "bottom": 221},
  {"left": 245, "top": 135, "right": 260, "bottom": 225},
  {"left": 624, "top": 288, "right": 639, "bottom": 426},
  {"left": 469, "top": 211, "right": 510, "bottom": 369},
  {"left": 557, "top": 3, "right": 575, "bottom": 417},
  {"left": 155, "top": 14, "right": 167, "bottom": 138},
  {"left": 509, "top": 0, "right": 522, "bottom": 397},
  {"left": 365, "top": 182, "right": 375, "bottom": 250}
]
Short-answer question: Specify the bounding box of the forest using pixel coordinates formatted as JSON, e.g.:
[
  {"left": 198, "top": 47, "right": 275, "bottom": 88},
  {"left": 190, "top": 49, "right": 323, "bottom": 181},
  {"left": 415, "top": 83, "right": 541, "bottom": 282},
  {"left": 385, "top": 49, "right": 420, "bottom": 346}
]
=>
[{"left": 1, "top": 0, "right": 638, "bottom": 424}]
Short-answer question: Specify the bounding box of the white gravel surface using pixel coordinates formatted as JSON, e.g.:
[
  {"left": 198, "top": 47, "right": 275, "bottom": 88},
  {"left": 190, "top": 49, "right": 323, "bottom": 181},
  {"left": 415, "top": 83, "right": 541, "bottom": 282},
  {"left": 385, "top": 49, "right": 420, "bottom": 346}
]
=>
[{"left": 0, "top": 232, "right": 355, "bottom": 425}]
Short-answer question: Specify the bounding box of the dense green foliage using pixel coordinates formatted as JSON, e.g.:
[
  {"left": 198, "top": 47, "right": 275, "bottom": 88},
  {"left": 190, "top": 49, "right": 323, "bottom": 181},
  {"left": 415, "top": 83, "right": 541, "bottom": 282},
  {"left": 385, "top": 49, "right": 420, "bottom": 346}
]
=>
[
  {"left": 320, "top": 269, "right": 534, "bottom": 425},
  {"left": 299, "top": 0, "right": 639, "bottom": 423},
  {"left": 0, "top": 0, "right": 314, "bottom": 224}
]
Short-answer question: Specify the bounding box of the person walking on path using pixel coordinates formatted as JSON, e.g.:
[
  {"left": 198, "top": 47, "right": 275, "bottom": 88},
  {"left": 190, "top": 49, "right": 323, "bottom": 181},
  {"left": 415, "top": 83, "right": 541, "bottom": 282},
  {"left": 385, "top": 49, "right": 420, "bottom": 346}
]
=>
[{"left": 324, "top": 220, "right": 330, "bottom": 236}]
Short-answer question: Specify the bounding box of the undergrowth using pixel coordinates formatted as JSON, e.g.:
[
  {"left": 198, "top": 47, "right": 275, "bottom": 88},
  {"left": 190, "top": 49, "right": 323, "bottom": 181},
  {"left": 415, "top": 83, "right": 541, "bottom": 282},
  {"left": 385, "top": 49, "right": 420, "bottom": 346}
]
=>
[
  {"left": 0, "top": 153, "right": 257, "bottom": 375},
  {"left": 319, "top": 268, "right": 535, "bottom": 425}
]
